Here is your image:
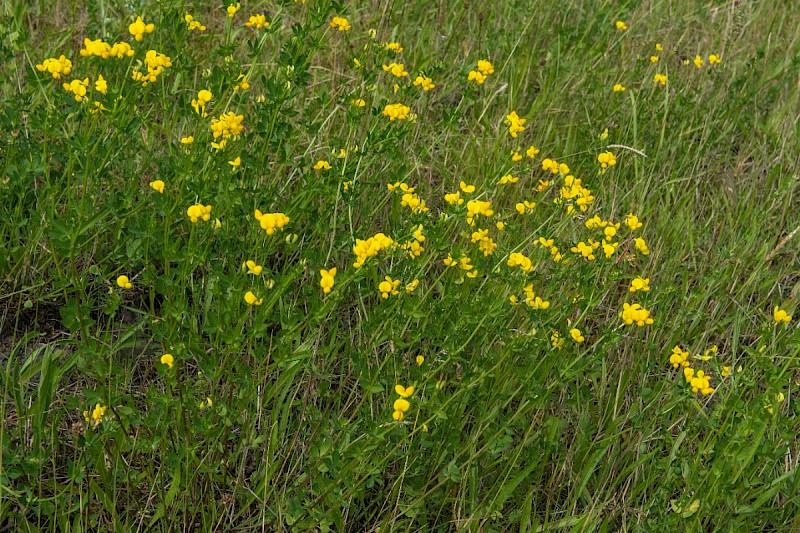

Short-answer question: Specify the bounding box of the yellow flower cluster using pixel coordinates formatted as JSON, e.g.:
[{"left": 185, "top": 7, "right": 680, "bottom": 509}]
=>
[
  {"left": 62, "top": 78, "right": 90, "bottom": 102},
  {"left": 413, "top": 76, "right": 435, "bottom": 91},
  {"left": 184, "top": 14, "right": 207, "bottom": 31},
  {"left": 245, "top": 14, "right": 269, "bottom": 29},
  {"left": 211, "top": 111, "right": 245, "bottom": 139},
  {"left": 597, "top": 151, "right": 617, "bottom": 170},
  {"left": 254, "top": 210, "right": 290, "bottom": 235},
  {"left": 444, "top": 254, "right": 477, "bottom": 277},
  {"left": 382, "top": 62, "right": 408, "bottom": 78},
  {"left": 313, "top": 160, "right": 331, "bottom": 170},
  {"left": 471, "top": 229, "right": 496, "bottom": 256},
  {"left": 515, "top": 200, "right": 536, "bottom": 214},
  {"left": 80, "top": 38, "right": 135, "bottom": 58},
  {"left": 465, "top": 199, "right": 494, "bottom": 225},
  {"left": 400, "top": 191, "right": 428, "bottom": 213},
  {"left": 330, "top": 16, "right": 351, "bottom": 31},
  {"left": 505, "top": 111, "right": 526, "bottom": 138},
  {"left": 559, "top": 175, "right": 594, "bottom": 214},
  {"left": 192, "top": 89, "right": 213, "bottom": 116},
  {"left": 620, "top": 302, "right": 654, "bottom": 326},
  {"left": 774, "top": 306, "right": 792, "bottom": 323},
  {"left": 132, "top": 50, "right": 172, "bottom": 86},
  {"left": 535, "top": 237, "right": 562, "bottom": 262},
  {"left": 320, "top": 268, "right": 337, "bottom": 294},
  {"left": 35, "top": 55, "right": 72, "bottom": 79},
  {"left": 571, "top": 240, "right": 600, "bottom": 261},
  {"left": 629, "top": 277, "right": 650, "bottom": 292},
  {"left": 83, "top": 404, "right": 107, "bottom": 428},
  {"left": 379, "top": 276, "right": 401, "bottom": 298},
  {"left": 382, "top": 103, "right": 411, "bottom": 121},
  {"left": 385, "top": 42, "right": 403, "bottom": 53},
  {"left": 468, "top": 59, "right": 494, "bottom": 84},
  {"left": 116, "top": 275, "right": 133, "bottom": 289},
  {"left": 507, "top": 252, "right": 534, "bottom": 272},
  {"left": 523, "top": 284, "right": 550, "bottom": 309},
  {"left": 669, "top": 346, "right": 690, "bottom": 369},
  {"left": 353, "top": 233, "right": 394, "bottom": 268},
  {"left": 392, "top": 385, "right": 414, "bottom": 421},
  {"left": 683, "top": 367, "right": 714, "bottom": 395},
  {"left": 541, "top": 158, "right": 569, "bottom": 175},
  {"left": 187, "top": 203, "right": 213, "bottom": 223},
  {"left": 653, "top": 73, "right": 667, "bottom": 86},
  {"left": 129, "top": 16, "right": 155, "bottom": 42}
]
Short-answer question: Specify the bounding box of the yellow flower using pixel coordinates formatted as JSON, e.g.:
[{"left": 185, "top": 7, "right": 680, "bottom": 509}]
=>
[
  {"left": 378, "top": 276, "right": 401, "bottom": 299},
  {"left": 95, "top": 74, "right": 108, "bottom": 95},
  {"left": 382, "top": 103, "right": 411, "bottom": 121},
  {"left": 36, "top": 55, "right": 72, "bottom": 79},
  {"left": 773, "top": 306, "right": 792, "bottom": 324},
  {"left": 187, "top": 203, "right": 212, "bottom": 223},
  {"left": 653, "top": 73, "right": 667, "bottom": 86},
  {"left": 129, "top": 16, "right": 155, "bottom": 42},
  {"left": 708, "top": 54, "right": 721, "bottom": 65},
  {"left": 228, "top": 156, "right": 242, "bottom": 169},
  {"left": 330, "top": 16, "right": 351, "bottom": 31},
  {"left": 83, "top": 403, "right": 107, "bottom": 427},
  {"left": 467, "top": 70, "right": 487, "bottom": 84},
  {"left": 650, "top": 55, "right": 659, "bottom": 63},
  {"left": 244, "top": 291, "right": 263, "bottom": 306},
  {"left": 415, "top": 355, "right": 424, "bottom": 366},
  {"left": 624, "top": 213, "right": 643, "bottom": 231},
  {"left": 184, "top": 14, "right": 207, "bottom": 31},
  {"left": 413, "top": 75, "right": 435, "bottom": 91},
  {"left": 385, "top": 42, "right": 403, "bottom": 53},
  {"left": 721, "top": 366, "right": 732, "bottom": 378},
  {"left": 382, "top": 62, "right": 409, "bottom": 78},
  {"left": 629, "top": 277, "right": 650, "bottom": 292},
  {"left": 477, "top": 59, "right": 494, "bottom": 75},
  {"left": 149, "top": 180, "right": 165, "bottom": 193},
  {"left": 634, "top": 237, "right": 650, "bottom": 255},
  {"left": 693, "top": 55, "right": 704, "bottom": 69},
  {"left": 669, "top": 346, "right": 690, "bottom": 369},
  {"left": 245, "top": 14, "right": 269, "bottom": 29},
  {"left": 459, "top": 181, "right": 476, "bottom": 193},
  {"left": 160, "top": 353, "right": 174, "bottom": 369},
  {"left": 526, "top": 145, "right": 540, "bottom": 158},
  {"left": 62, "top": 78, "right": 90, "bottom": 102},
  {"left": 655, "top": 43, "right": 663, "bottom": 51},
  {"left": 352, "top": 98, "right": 366, "bottom": 107},
  {"left": 180, "top": 136, "right": 194, "bottom": 145},
  {"left": 233, "top": 74, "right": 250, "bottom": 91},
  {"left": 245, "top": 260, "right": 263, "bottom": 275},
  {"left": 395, "top": 384, "right": 415, "bottom": 398},
  {"left": 570, "top": 328, "right": 585, "bottom": 343},
  {"left": 597, "top": 151, "right": 617, "bottom": 169},
  {"left": 615, "top": 20, "right": 627, "bottom": 30},
  {"left": 116, "top": 275, "right": 132, "bottom": 289},
  {"left": 226, "top": 3, "right": 240, "bottom": 18},
  {"left": 254, "top": 210, "right": 290, "bottom": 235},
  {"left": 620, "top": 302, "right": 654, "bottom": 326},
  {"left": 505, "top": 111, "right": 526, "bottom": 138},
  {"left": 313, "top": 160, "right": 332, "bottom": 171},
  {"left": 613, "top": 83, "right": 626, "bottom": 92},
  {"left": 405, "top": 279, "right": 419, "bottom": 293},
  {"left": 320, "top": 268, "right": 337, "bottom": 294}
]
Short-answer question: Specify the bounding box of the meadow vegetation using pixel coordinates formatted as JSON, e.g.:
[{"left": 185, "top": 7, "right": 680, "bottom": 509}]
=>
[{"left": 1, "top": 0, "right": 799, "bottom": 530}]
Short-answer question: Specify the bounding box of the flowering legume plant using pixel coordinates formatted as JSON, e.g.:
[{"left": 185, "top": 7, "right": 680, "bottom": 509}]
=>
[{"left": 1, "top": 0, "right": 798, "bottom": 530}]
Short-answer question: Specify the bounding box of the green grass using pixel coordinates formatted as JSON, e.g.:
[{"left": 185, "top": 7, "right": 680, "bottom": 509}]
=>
[{"left": 1, "top": 0, "right": 799, "bottom": 531}]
